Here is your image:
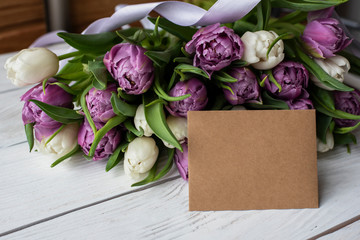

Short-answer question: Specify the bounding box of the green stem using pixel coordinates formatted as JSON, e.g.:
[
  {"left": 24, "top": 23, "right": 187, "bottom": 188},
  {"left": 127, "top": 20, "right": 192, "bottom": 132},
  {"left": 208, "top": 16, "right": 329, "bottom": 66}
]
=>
[
  {"left": 80, "top": 84, "right": 97, "bottom": 135},
  {"left": 45, "top": 125, "right": 65, "bottom": 146},
  {"left": 51, "top": 145, "right": 80, "bottom": 168},
  {"left": 58, "top": 51, "right": 82, "bottom": 61}
]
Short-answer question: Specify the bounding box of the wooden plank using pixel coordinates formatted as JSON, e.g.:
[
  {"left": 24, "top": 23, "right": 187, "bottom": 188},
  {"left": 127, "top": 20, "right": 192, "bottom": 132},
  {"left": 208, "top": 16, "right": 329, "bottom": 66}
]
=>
[
  {"left": 3, "top": 139, "right": 360, "bottom": 239},
  {"left": 0, "top": 0, "right": 46, "bottom": 53},
  {"left": 69, "top": 0, "right": 165, "bottom": 32},
  {"left": 318, "top": 220, "right": 360, "bottom": 240},
  {"left": 0, "top": 142, "right": 179, "bottom": 234}
]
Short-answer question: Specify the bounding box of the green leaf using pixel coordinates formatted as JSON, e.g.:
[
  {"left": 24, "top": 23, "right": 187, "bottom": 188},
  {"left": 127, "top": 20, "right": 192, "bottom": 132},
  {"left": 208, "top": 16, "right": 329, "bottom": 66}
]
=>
[
  {"left": 310, "top": 87, "right": 335, "bottom": 110},
  {"left": 256, "top": 0, "right": 271, "bottom": 30},
  {"left": 334, "top": 132, "right": 357, "bottom": 146},
  {"left": 88, "top": 61, "right": 108, "bottom": 90},
  {"left": 265, "top": 70, "right": 282, "bottom": 92},
  {"left": 153, "top": 148, "right": 175, "bottom": 181},
  {"left": 334, "top": 122, "right": 360, "bottom": 134},
  {"left": 80, "top": 85, "right": 97, "bottom": 134},
  {"left": 233, "top": 20, "right": 256, "bottom": 35},
  {"left": 148, "top": 17, "right": 197, "bottom": 42},
  {"left": 272, "top": 10, "right": 307, "bottom": 24},
  {"left": 246, "top": 91, "right": 289, "bottom": 109},
  {"left": 316, "top": 112, "right": 333, "bottom": 143},
  {"left": 153, "top": 71, "right": 191, "bottom": 102},
  {"left": 173, "top": 57, "right": 193, "bottom": 65},
  {"left": 106, "top": 142, "right": 129, "bottom": 172},
  {"left": 117, "top": 89, "right": 139, "bottom": 103},
  {"left": 29, "top": 100, "right": 83, "bottom": 124},
  {"left": 145, "top": 41, "right": 182, "bottom": 67},
  {"left": 48, "top": 82, "right": 78, "bottom": 95},
  {"left": 51, "top": 145, "right": 81, "bottom": 167},
  {"left": 45, "top": 125, "right": 65, "bottom": 145},
  {"left": 266, "top": 32, "right": 294, "bottom": 58},
  {"left": 57, "top": 32, "right": 120, "bottom": 54},
  {"left": 143, "top": 94, "right": 182, "bottom": 151},
  {"left": 212, "top": 71, "right": 238, "bottom": 83},
  {"left": 131, "top": 160, "right": 159, "bottom": 187},
  {"left": 110, "top": 92, "right": 137, "bottom": 117},
  {"left": 88, "top": 115, "right": 127, "bottom": 157},
  {"left": 271, "top": 0, "right": 348, "bottom": 11},
  {"left": 126, "top": 131, "right": 137, "bottom": 142},
  {"left": 123, "top": 119, "right": 144, "bottom": 137},
  {"left": 25, "top": 123, "right": 34, "bottom": 152},
  {"left": 175, "top": 64, "right": 209, "bottom": 79},
  {"left": 295, "top": 45, "right": 353, "bottom": 91},
  {"left": 310, "top": 90, "right": 360, "bottom": 120}
]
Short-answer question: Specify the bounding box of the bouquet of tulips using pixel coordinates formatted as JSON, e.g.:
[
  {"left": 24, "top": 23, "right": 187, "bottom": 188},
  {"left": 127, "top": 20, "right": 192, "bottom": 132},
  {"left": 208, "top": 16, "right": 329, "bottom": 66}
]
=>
[{"left": 4, "top": 0, "right": 360, "bottom": 186}]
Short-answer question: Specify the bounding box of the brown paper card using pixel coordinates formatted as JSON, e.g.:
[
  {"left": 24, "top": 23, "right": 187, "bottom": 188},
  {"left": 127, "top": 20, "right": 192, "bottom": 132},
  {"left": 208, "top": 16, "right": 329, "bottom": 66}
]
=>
[{"left": 188, "top": 110, "right": 318, "bottom": 211}]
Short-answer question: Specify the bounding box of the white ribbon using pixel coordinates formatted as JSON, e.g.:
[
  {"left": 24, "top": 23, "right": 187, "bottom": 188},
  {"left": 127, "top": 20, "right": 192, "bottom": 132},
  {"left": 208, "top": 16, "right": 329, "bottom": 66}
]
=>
[{"left": 31, "top": 0, "right": 260, "bottom": 47}]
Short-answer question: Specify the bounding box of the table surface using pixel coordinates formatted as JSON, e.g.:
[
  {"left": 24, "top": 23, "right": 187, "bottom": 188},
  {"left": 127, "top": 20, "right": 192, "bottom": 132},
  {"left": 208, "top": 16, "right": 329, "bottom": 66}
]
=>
[{"left": 1, "top": 44, "right": 360, "bottom": 240}]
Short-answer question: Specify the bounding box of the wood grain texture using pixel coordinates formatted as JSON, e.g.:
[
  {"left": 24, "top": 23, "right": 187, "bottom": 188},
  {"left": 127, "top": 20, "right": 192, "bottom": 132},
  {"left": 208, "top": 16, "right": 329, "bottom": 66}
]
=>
[
  {"left": 3, "top": 140, "right": 360, "bottom": 239},
  {"left": 319, "top": 220, "right": 360, "bottom": 240},
  {"left": 0, "top": 0, "right": 46, "bottom": 53},
  {"left": 68, "top": 0, "right": 165, "bottom": 33},
  {"left": 0, "top": 142, "right": 179, "bottom": 234}
]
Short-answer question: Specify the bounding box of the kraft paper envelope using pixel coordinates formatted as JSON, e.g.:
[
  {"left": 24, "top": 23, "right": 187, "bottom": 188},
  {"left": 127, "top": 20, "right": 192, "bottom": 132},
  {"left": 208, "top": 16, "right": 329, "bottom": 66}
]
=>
[{"left": 188, "top": 110, "right": 318, "bottom": 211}]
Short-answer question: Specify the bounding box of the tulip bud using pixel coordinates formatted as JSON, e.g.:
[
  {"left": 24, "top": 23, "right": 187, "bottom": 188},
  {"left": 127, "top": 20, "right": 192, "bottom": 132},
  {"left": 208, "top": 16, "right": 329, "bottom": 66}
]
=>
[
  {"left": 124, "top": 137, "right": 159, "bottom": 179},
  {"left": 35, "top": 123, "right": 79, "bottom": 158},
  {"left": 223, "top": 67, "right": 260, "bottom": 105},
  {"left": 5, "top": 48, "right": 59, "bottom": 87},
  {"left": 333, "top": 90, "right": 360, "bottom": 127},
  {"left": 86, "top": 84, "right": 117, "bottom": 123},
  {"left": 241, "top": 30, "right": 284, "bottom": 70},
  {"left": 302, "top": 17, "right": 352, "bottom": 58},
  {"left": 310, "top": 55, "right": 350, "bottom": 91},
  {"left": 263, "top": 61, "right": 309, "bottom": 100},
  {"left": 134, "top": 104, "right": 154, "bottom": 137},
  {"left": 185, "top": 23, "right": 243, "bottom": 76},
  {"left": 103, "top": 43, "right": 154, "bottom": 95},
  {"left": 317, "top": 130, "right": 334, "bottom": 153},
  {"left": 174, "top": 142, "right": 188, "bottom": 180},
  {"left": 166, "top": 78, "right": 208, "bottom": 117},
  {"left": 162, "top": 116, "right": 187, "bottom": 148},
  {"left": 78, "top": 119, "right": 122, "bottom": 161},
  {"left": 21, "top": 82, "right": 73, "bottom": 140}
]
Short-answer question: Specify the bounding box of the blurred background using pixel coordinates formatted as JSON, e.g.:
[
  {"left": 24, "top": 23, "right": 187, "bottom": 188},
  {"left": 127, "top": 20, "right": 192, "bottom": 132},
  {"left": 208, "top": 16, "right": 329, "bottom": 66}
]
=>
[{"left": 0, "top": 0, "right": 359, "bottom": 53}]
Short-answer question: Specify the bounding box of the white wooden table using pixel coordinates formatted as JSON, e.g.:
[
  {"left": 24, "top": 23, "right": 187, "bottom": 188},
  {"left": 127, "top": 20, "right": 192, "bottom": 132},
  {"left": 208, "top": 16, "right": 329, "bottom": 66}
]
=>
[{"left": 1, "top": 45, "right": 360, "bottom": 240}]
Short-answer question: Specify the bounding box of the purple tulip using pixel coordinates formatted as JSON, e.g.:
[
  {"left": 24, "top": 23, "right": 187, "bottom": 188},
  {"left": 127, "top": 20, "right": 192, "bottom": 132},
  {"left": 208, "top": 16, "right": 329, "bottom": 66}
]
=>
[
  {"left": 263, "top": 61, "right": 309, "bottom": 100},
  {"left": 286, "top": 98, "right": 314, "bottom": 110},
  {"left": 174, "top": 141, "right": 188, "bottom": 181},
  {"left": 78, "top": 119, "right": 122, "bottom": 161},
  {"left": 166, "top": 78, "right": 208, "bottom": 117},
  {"left": 103, "top": 43, "right": 154, "bottom": 95},
  {"left": 86, "top": 84, "right": 117, "bottom": 123},
  {"left": 333, "top": 90, "right": 360, "bottom": 127},
  {"left": 21, "top": 82, "right": 73, "bottom": 140},
  {"left": 301, "top": 18, "right": 352, "bottom": 58},
  {"left": 307, "top": 7, "right": 334, "bottom": 22},
  {"left": 223, "top": 67, "right": 260, "bottom": 105},
  {"left": 185, "top": 23, "right": 243, "bottom": 76}
]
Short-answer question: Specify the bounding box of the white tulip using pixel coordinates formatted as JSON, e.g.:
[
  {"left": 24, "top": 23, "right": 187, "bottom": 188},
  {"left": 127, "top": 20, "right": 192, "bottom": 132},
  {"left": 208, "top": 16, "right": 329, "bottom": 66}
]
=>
[
  {"left": 134, "top": 104, "right": 154, "bottom": 137},
  {"left": 124, "top": 137, "right": 159, "bottom": 179},
  {"left": 162, "top": 116, "right": 187, "bottom": 148},
  {"left": 317, "top": 130, "right": 334, "bottom": 153},
  {"left": 310, "top": 55, "right": 350, "bottom": 91},
  {"left": 35, "top": 124, "right": 79, "bottom": 158},
  {"left": 231, "top": 105, "right": 247, "bottom": 111},
  {"left": 241, "top": 30, "right": 284, "bottom": 70},
  {"left": 4, "top": 48, "right": 59, "bottom": 87}
]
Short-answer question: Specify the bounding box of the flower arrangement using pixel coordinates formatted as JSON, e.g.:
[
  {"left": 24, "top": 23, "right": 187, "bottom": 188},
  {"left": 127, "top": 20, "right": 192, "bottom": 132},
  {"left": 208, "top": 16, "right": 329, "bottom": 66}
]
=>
[{"left": 4, "top": 0, "right": 360, "bottom": 186}]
